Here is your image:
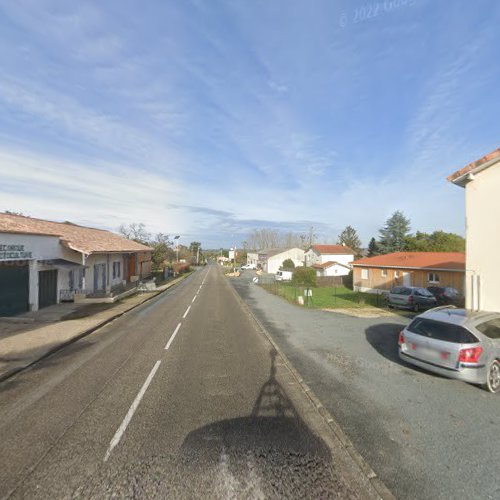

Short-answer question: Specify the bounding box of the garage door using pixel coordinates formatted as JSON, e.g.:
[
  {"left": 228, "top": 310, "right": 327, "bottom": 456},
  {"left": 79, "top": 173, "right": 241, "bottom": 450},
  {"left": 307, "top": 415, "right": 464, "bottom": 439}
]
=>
[
  {"left": 0, "top": 264, "right": 29, "bottom": 316},
  {"left": 38, "top": 270, "right": 58, "bottom": 309}
]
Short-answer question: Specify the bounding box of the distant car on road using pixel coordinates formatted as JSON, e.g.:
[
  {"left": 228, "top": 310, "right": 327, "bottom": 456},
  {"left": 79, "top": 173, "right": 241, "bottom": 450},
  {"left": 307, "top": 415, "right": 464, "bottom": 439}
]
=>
[
  {"left": 387, "top": 286, "right": 437, "bottom": 312},
  {"left": 399, "top": 307, "right": 500, "bottom": 393},
  {"left": 240, "top": 264, "right": 257, "bottom": 270},
  {"left": 427, "top": 286, "right": 464, "bottom": 306}
]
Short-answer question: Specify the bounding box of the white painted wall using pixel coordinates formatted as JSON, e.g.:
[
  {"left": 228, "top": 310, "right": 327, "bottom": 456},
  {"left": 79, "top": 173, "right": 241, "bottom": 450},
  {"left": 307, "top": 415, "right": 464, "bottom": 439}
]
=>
[
  {"left": 464, "top": 162, "right": 500, "bottom": 312},
  {"left": 319, "top": 263, "right": 351, "bottom": 277},
  {"left": 266, "top": 248, "right": 305, "bottom": 274},
  {"left": 247, "top": 252, "right": 259, "bottom": 266},
  {"left": 305, "top": 249, "right": 353, "bottom": 267}
]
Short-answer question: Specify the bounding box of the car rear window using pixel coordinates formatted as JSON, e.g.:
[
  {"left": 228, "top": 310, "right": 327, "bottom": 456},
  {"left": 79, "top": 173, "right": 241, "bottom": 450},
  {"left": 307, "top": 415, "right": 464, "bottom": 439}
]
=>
[
  {"left": 476, "top": 318, "right": 500, "bottom": 339},
  {"left": 407, "top": 318, "right": 478, "bottom": 344}
]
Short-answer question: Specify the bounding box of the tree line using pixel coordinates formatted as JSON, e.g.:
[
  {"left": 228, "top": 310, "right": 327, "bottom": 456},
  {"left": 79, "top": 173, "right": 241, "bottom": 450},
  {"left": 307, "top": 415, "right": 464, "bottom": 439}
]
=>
[
  {"left": 118, "top": 223, "right": 203, "bottom": 269},
  {"left": 245, "top": 210, "right": 464, "bottom": 258}
]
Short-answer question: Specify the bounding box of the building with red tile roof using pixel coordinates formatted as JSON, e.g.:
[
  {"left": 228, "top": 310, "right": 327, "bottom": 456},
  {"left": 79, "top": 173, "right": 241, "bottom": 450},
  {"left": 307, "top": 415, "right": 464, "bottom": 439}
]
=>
[
  {"left": 0, "top": 213, "right": 152, "bottom": 316},
  {"left": 352, "top": 252, "right": 465, "bottom": 294},
  {"left": 305, "top": 244, "right": 354, "bottom": 277}
]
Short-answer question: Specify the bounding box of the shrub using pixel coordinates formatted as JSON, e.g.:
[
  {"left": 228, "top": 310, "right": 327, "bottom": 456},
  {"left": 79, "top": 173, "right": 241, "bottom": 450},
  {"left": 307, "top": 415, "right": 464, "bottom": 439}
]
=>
[
  {"left": 281, "top": 258, "right": 295, "bottom": 270},
  {"left": 344, "top": 270, "right": 353, "bottom": 290},
  {"left": 173, "top": 263, "right": 191, "bottom": 274},
  {"left": 292, "top": 267, "right": 317, "bottom": 288}
]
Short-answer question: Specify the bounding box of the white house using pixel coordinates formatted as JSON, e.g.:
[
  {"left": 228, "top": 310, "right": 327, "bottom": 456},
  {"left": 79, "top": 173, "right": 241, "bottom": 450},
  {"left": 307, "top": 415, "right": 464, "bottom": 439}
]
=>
[
  {"left": 448, "top": 147, "right": 500, "bottom": 312},
  {"left": 0, "top": 213, "right": 152, "bottom": 316},
  {"left": 305, "top": 244, "right": 354, "bottom": 277},
  {"left": 257, "top": 247, "right": 305, "bottom": 274}
]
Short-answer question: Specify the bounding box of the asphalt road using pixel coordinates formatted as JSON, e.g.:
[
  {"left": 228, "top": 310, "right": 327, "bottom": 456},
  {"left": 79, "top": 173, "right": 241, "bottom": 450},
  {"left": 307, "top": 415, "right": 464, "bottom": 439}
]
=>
[
  {"left": 232, "top": 272, "right": 500, "bottom": 500},
  {"left": 0, "top": 265, "right": 376, "bottom": 499}
]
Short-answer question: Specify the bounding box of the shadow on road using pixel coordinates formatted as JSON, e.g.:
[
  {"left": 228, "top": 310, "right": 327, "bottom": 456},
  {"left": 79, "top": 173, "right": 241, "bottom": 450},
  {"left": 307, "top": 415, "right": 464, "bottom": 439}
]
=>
[
  {"left": 364, "top": 322, "right": 408, "bottom": 366},
  {"left": 178, "top": 349, "right": 352, "bottom": 498}
]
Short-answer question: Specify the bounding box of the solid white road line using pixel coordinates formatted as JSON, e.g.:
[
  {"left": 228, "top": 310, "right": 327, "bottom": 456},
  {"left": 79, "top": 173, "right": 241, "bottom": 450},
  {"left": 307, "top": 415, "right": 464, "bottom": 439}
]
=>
[
  {"left": 103, "top": 360, "right": 161, "bottom": 462},
  {"left": 165, "top": 322, "right": 182, "bottom": 350},
  {"left": 183, "top": 305, "right": 191, "bottom": 318}
]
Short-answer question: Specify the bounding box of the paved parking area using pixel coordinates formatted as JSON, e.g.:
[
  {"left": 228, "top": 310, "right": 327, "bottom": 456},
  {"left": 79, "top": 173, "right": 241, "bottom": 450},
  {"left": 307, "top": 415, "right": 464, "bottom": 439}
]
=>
[{"left": 232, "top": 272, "right": 500, "bottom": 500}]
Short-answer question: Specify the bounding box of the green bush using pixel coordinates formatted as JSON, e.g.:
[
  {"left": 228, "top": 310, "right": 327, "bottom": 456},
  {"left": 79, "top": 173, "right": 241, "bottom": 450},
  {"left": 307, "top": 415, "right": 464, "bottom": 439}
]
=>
[
  {"left": 292, "top": 267, "right": 317, "bottom": 288},
  {"left": 281, "top": 258, "right": 295, "bottom": 270},
  {"left": 344, "top": 270, "right": 353, "bottom": 290}
]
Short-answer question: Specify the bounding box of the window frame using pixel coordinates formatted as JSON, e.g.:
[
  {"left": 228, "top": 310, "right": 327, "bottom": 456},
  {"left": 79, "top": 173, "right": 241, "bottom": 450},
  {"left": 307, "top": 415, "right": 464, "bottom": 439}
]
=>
[
  {"left": 381, "top": 269, "right": 387, "bottom": 277},
  {"left": 428, "top": 272, "right": 440, "bottom": 284},
  {"left": 361, "top": 268, "right": 369, "bottom": 280}
]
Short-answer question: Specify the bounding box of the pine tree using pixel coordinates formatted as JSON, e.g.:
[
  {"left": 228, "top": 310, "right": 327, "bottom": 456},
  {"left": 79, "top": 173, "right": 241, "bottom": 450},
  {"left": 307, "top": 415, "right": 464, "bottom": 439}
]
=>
[
  {"left": 337, "top": 225, "right": 362, "bottom": 256},
  {"left": 367, "top": 237, "right": 381, "bottom": 257},
  {"left": 378, "top": 211, "right": 411, "bottom": 254}
]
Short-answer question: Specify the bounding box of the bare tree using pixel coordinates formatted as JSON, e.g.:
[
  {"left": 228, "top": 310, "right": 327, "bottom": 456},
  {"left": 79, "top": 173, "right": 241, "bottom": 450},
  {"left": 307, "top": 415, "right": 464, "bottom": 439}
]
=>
[{"left": 118, "top": 223, "right": 151, "bottom": 245}]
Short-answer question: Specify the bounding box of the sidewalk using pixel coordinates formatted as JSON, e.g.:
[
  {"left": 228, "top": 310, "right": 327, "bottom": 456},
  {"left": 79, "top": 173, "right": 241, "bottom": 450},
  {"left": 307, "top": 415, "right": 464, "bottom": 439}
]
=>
[{"left": 0, "top": 273, "right": 192, "bottom": 382}]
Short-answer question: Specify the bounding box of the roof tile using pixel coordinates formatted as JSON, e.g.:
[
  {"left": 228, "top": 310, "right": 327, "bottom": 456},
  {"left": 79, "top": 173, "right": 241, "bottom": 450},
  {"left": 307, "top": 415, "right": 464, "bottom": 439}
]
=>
[
  {"left": 352, "top": 252, "right": 464, "bottom": 271},
  {"left": 0, "top": 213, "right": 152, "bottom": 254}
]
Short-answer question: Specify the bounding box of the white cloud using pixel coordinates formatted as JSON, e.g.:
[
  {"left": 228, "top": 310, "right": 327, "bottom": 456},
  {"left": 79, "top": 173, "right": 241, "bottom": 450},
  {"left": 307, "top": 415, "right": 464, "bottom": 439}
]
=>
[{"left": 0, "top": 146, "right": 189, "bottom": 234}]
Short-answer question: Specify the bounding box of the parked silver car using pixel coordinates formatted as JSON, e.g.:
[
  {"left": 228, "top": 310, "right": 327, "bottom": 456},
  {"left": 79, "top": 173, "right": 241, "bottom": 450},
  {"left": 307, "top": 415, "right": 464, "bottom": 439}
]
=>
[
  {"left": 387, "top": 286, "right": 437, "bottom": 312},
  {"left": 399, "top": 307, "right": 500, "bottom": 393}
]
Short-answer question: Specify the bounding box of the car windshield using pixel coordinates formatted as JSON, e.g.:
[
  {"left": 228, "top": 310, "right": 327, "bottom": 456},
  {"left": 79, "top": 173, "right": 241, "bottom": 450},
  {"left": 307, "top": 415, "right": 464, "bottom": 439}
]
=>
[
  {"left": 417, "top": 288, "right": 434, "bottom": 297},
  {"left": 408, "top": 318, "right": 478, "bottom": 344},
  {"left": 393, "top": 287, "right": 411, "bottom": 295}
]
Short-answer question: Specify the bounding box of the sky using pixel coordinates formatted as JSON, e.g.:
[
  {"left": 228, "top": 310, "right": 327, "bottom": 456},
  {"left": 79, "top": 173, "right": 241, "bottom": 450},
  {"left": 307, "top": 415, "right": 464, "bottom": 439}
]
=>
[{"left": 0, "top": 0, "right": 499, "bottom": 249}]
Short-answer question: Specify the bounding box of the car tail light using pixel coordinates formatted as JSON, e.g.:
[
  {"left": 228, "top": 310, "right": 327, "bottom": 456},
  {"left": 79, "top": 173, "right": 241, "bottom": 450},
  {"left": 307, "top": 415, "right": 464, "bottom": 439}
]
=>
[
  {"left": 398, "top": 331, "right": 405, "bottom": 346},
  {"left": 408, "top": 295, "right": 414, "bottom": 303},
  {"left": 458, "top": 346, "right": 483, "bottom": 364}
]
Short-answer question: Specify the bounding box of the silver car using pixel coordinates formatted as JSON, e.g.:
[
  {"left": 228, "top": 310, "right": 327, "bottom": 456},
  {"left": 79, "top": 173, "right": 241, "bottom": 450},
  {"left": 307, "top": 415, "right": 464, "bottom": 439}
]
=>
[
  {"left": 399, "top": 307, "right": 500, "bottom": 393},
  {"left": 387, "top": 286, "right": 437, "bottom": 312}
]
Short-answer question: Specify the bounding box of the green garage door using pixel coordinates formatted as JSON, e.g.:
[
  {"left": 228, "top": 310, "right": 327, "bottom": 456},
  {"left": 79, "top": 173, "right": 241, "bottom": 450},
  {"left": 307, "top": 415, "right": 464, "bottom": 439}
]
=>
[
  {"left": 0, "top": 264, "right": 30, "bottom": 316},
  {"left": 38, "top": 270, "right": 58, "bottom": 309}
]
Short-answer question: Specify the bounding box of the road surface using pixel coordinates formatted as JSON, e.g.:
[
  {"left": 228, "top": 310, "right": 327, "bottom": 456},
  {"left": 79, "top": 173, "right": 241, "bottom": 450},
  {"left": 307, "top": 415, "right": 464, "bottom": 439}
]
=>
[{"left": 0, "top": 265, "right": 375, "bottom": 499}]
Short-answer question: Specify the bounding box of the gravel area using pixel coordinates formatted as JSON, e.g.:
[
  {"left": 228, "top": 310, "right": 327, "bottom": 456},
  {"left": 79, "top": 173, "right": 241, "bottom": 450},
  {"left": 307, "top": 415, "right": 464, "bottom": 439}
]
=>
[{"left": 232, "top": 271, "right": 500, "bottom": 500}]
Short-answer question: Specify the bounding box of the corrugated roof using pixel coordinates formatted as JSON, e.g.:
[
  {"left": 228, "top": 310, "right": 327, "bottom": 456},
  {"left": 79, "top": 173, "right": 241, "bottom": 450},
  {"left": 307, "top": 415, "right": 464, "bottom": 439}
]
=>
[
  {"left": 0, "top": 213, "right": 152, "bottom": 254},
  {"left": 309, "top": 244, "right": 354, "bottom": 255},
  {"left": 352, "top": 252, "right": 465, "bottom": 271}
]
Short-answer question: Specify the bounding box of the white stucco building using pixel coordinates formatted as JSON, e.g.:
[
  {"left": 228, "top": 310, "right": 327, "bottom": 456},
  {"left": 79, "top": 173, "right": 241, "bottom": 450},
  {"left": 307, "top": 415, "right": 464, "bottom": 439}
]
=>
[
  {"left": 0, "top": 213, "right": 152, "bottom": 316},
  {"left": 304, "top": 244, "right": 354, "bottom": 277},
  {"left": 448, "top": 148, "right": 500, "bottom": 312},
  {"left": 255, "top": 248, "right": 305, "bottom": 274}
]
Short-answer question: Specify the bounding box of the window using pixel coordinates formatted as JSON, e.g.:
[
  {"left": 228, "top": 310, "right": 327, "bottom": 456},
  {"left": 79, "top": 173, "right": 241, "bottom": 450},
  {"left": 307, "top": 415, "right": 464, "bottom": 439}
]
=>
[
  {"left": 361, "top": 268, "right": 369, "bottom": 280},
  {"left": 476, "top": 318, "right": 500, "bottom": 339},
  {"left": 428, "top": 272, "right": 439, "bottom": 283},
  {"left": 381, "top": 269, "right": 387, "bottom": 277},
  {"left": 112, "top": 261, "right": 121, "bottom": 279},
  {"left": 394, "top": 271, "right": 399, "bottom": 278},
  {"left": 408, "top": 318, "right": 478, "bottom": 344}
]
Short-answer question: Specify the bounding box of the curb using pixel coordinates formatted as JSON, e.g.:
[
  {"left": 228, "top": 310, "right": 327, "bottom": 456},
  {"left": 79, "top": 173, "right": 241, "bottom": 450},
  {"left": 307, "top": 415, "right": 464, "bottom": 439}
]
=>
[
  {"left": 0, "top": 271, "right": 195, "bottom": 385},
  {"left": 228, "top": 277, "right": 395, "bottom": 500}
]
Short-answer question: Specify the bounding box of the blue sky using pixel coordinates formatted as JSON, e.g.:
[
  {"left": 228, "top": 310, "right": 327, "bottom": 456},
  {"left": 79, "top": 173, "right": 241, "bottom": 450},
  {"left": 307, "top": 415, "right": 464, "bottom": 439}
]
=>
[{"left": 0, "top": 0, "right": 499, "bottom": 248}]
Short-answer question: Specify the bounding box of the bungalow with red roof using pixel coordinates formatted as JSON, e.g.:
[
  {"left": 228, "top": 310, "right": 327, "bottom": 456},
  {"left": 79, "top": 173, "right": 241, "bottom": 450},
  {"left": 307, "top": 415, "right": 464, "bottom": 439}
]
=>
[
  {"left": 352, "top": 252, "right": 465, "bottom": 294},
  {"left": 448, "top": 147, "right": 500, "bottom": 312},
  {"left": 0, "top": 213, "right": 152, "bottom": 316},
  {"left": 305, "top": 244, "right": 354, "bottom": 277}
]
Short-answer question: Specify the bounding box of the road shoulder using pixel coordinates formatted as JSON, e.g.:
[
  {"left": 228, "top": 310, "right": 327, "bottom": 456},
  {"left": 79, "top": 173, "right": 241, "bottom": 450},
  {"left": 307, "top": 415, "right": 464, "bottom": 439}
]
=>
[
  {"left": 0, "top": 272, "right": 194, "bottom": 383},
  {"left": 227, "top": 276, "right": 395, "bottom": 500}
]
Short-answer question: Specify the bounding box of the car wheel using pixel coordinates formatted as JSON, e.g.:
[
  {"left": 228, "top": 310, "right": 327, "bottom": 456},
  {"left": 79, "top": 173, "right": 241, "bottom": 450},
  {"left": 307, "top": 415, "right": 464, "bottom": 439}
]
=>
[
  {"left": 484, "top": 360, "right": 500, "bottom": 394},
  {"left": 413, "top": 304, "right": 420, "bottom": 312},
  {"left": 388, "top": 304, "right": 393, "bottom": 309}
]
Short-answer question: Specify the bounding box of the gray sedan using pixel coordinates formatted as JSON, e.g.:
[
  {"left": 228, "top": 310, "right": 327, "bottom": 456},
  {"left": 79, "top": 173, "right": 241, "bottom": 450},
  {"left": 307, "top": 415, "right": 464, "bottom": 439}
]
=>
[{"left": 399, "top": 307, "right": 500, "bottom": 393}]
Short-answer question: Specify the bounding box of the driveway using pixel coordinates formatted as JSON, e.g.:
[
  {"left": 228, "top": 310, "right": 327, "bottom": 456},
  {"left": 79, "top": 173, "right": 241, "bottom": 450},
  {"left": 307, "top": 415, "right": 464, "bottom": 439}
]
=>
[{"left": 232, "top": 272, "right": 500, "bottom": 500}]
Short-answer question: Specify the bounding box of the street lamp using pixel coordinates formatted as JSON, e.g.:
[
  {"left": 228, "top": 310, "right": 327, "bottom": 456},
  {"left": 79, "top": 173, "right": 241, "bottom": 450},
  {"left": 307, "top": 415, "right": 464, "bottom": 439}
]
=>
[{"left": 174, "top": 235, "right": 180, "bottom": 263}]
